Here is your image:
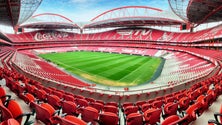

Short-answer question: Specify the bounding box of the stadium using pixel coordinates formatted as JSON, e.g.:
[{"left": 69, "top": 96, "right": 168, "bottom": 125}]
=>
[{"left": 0, "top": 0, "right": 221, "bottom": 125}]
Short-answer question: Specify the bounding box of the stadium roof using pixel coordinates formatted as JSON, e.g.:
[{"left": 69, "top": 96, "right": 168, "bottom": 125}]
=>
[
  {"left": 83, "top": 6, "right": 184, "bottom": 29},
  {"left": 19, "top": 13, "right": 80, "bottom": 29},
  {"left": 0, "top": 0, "right": 42, "bottom": 27},
  {"left": 0, "top": 31, "right": 12, "bottom": 45},
  {"left": 169, "top": 0, "right": 222, "bottom": 26},
  {"left": 187, "top": 0, "right": 222, "bottom": 24}
]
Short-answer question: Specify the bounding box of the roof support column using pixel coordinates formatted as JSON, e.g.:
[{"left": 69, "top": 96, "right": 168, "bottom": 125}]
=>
[{"left": 6, "top": 0, "right": 15, "bottom": 27}]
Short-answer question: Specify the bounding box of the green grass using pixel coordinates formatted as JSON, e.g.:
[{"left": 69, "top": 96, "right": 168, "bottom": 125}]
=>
[{"left": 39, "top": 51, "right": 162, "bottom": 86}]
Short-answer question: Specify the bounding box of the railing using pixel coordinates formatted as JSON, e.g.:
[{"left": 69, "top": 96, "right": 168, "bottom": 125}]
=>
[{"left": 11, "top": 46, "right": 220, "bottom": 95}]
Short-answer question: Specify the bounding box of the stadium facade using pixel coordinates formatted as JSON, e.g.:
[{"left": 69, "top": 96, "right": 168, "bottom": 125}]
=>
[{"left": 0, "top": 0, "right": 222, "bottom": 124}]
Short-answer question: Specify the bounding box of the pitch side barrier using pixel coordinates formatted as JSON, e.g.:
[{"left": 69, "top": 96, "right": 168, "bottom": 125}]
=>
[
  {"left": 0, "top": 46, "right": 218, "bottom": 104},
  {"left": 12, "top": 59, "right": 220, "bottom": 103},
  {"left": 147, "top": 57, "right": 165, "bottom": 83}
]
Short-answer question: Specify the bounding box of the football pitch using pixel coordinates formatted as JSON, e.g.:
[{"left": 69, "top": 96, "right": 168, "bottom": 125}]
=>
[{"left": 39, "top": 51, "right": 162, "bottom": 86}]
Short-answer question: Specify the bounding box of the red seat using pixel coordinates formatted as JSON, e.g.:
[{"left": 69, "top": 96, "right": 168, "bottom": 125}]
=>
[
  {"left": 90, "top": 102, "right": 104, "bottom": 112},
  {"left": 106, "top": 102, "right": 118, "bottom": 107},
  {"left": 144, "top": 108, "right": 162, "bottom": 125},
  {"left": 196, "top": 95, "right": 211, "bottom": 115},
  {"left": 43, "top": 87, "right": 53, "bottom": 95},
  {"left": 124, "top": 105, "right": 138, "bottom": 116},
  {"left": 165, "top": 96, "right": 175, "bottom": 103},
  {"left": 152, "top": 100, "right": 163, "bottom": 109},
  {"left": 161, "top": 115, "right": 180, "bottom": 125},
  {"left": 103, "top": 105, "right": 118, "bottom": 114},
  {"left": 188, "top": 90, "right": 200, "bottom": 102},
  {"left": 61, "top": 101, "right": 78, "bottom": 116},
  {"left": 169, "top": 115, "right": 192, "bottom": 125},
  {"left": 12, "top": 83, "right": 25, "bottom": 95},
  {"left": 81, "top": 106, "right": 99, "bottom": 124},
  {"left": 75, "top": 98, "right": 88, "bottom": 108},
  {"left": 99, "top": 112, "right": 119, "bottom": 125},
  {"left": 175, "top": 93, "right": 185, "bottom": 100},
  {"left": 53, "top": 115, "right": 87, "bottom": 125},
  {"left": 0, "top": 100, "right": 33, "bottom": 124},
  {"left": 0, "top": 87, "right": 11, "bottom": 103},
  {"left": 122, "top": 102, "right": 134, "bottom": 110},
  {"left": 0, "top": 99, "right": 3, "bottom": 105},
  {"left": 5, "top": 77, "right": 14, "bottom": 90},
  {"left": 0, "top": 118, "right": 20, "bottom": 125},
  {"left": 75, "top": 95, "right": 84, "bottom": 99},
  {"left": 207, "top": 89, "right": 217, "bottom": 104},
  {"left": 178, "top": 97, "right": 190, "bottom": 112},
  {"left": 141, "top": 103, "right": 152, "bottom": 113},
  {"left": 34, "top": 83, "right": 43, "bottom": 89},
  {"left": 215, "top": 84, "right": 222, "bottom": 95},
  {"left": 155, "top": 96, "right": 164, "bottom": 101},
  {"left": 0, "top": 104, "right": 13, "bottom": 123},
  {"left": 63, "top": 94, "right": 75, "bottom": 102},
  {"left": 47, "top": 94, "right": 61, "bottom": 110},
  {"left": 163, "top": 102, "right": 178, "bottom": 119},
  {"left": 147, "top": 99, "right": 155, "bottom": 104},
  {"left": 213, "top": 86, "right": 220, "bottom": 98},
  {"left": 19, "top": 93, "right": 35, "bottom": 104},
  {"left": 35, "top": 89, "right": 47, "bottom": 102},
  {"left": 31, "top": 102, "right": 59, "bottom": 124},
  {"left": 177, "top": 102, "right": 202, "bottom": 125},
  {"left": 135, "top": 100, "right": 146, "bottom": 109},
  {"left": 126, "top": 113, "right": 143, "bottom": 125},
  {"left": 26, "top": 84, "right": 36, "bottom": 95},
  {"left": 197, "top": 86, "right": 208, "bottom": 95},
  {"left": 85, "top": 97, "right": 95, "bottom": 103},
  {"left": 52, "top": 90, "right": 63, "bottom": 98},
  {"left": 96, "top": 100, "right": 105, "bottom": 105}
]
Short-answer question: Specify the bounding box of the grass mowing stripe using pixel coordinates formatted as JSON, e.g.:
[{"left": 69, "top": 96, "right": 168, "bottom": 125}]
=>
[
  {"left": 133, "top": 58, "right": 161, "bottom": 83},
  {"left": 48, "top": 52, "right": 137, "bottom": 75},
  {"left": 39, "top": 51, "right": 163, "bottom": 86},
  {"left": 133, "top": 62, "right": 160, "bottom": 84},
  {"left": 119, "top": 58, "right": 161, "bottom": 83},
  {"left": 118, "top": 58, "right": 153, "bottom": 83},
  {"left": 105, "top": 57, "right": 150, "bottom": 80},
  {"left": 40, "top": 51, "right": 113, "bottom": 64},
  {"left": 43, "top": 52, "right": 117, "bottom": 69},
  {"left": 43, "top": 52, "right": 115, "bottom": 65},
  {"left": 60, "top": 52, "right": 127, "bottom": 67},
  {"left": 70, "top": 52, "right": 122, "bottom": 64},
  {"left": 68, "top": 54, "right": 127, "bottom": 70},
  {"left": 83, "top": 55, "right": 140, "bottom": 74},
  {"left": 97, "top": 57, "right": 149, "bottom": 79},
  {"left": 67, "top": 54, "right": 139, "bottom": 75}
]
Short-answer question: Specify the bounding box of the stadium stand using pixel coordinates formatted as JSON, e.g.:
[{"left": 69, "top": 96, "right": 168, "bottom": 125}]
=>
[
  {"left": 0, "top": 61, "right": 221, "bottom": 124},
  {"left": 0, "top": 1, "right": 222, "bottom": 125},
  {"left": 6, "top": 25, "right": 222, "bottom": 43}
]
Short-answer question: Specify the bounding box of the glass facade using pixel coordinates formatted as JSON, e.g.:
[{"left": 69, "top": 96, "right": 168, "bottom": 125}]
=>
[
  {"left": 17, "top": 0, "right": 42, "bottom": 25},
  {"left": 168, "top": 0, "right": 189, "bottom": 22}
]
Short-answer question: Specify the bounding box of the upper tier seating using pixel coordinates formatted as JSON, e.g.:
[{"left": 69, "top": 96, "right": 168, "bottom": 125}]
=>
[
  {"left": 6, "top": 25, "right": 222, "bottom": 43},
  {"left": 12, "top": 45, "right": 219, "bottom": 88}
]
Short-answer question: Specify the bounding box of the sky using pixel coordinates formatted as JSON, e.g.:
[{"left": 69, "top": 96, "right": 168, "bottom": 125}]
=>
[{"left": 35, "top": 0, "right": 169, "bottom": 23}]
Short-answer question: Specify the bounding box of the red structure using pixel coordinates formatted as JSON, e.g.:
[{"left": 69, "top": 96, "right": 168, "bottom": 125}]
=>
[
  {"left": 168, "top": 0, "right": 222, "bottom": 26},
  {"left": 84, "top": 6, "right": 184, "bottom": 28},
  {"left": 19, "top": 13, "right": 80, "bottom": 29},
  {"left": 0, "top": 0, "right": 42, "bottom": 27},
  {"left": 0, "top": 3, "right": 222, "bottom": 125}
]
